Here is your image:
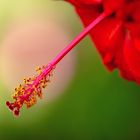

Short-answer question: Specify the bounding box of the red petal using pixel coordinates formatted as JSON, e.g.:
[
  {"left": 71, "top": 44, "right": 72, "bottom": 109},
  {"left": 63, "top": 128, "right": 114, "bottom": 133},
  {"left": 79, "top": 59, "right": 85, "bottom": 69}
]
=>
[
  {"left": 68, "top": 0, "right": 125, "bottom": 70},
  {"left": 76, "top": 5, "right": 124, "bottom": 70},
  {"left": 89, "top": 19, "right": 123, "bottom": 69},
  {"left": 123, "top": 34, "right": 140, "bottom": 84},
  {"left": 115, "top": 32, "right": 135, "bottom": 81},
  {"left": 103, "top": 0, "right": 124, "bottom": 12},
  {"left": 67, "top": 0, "right": 140, "bottom": 84},
  {"left": 126, "top": 23, "right": 140, "bottom": 38}
]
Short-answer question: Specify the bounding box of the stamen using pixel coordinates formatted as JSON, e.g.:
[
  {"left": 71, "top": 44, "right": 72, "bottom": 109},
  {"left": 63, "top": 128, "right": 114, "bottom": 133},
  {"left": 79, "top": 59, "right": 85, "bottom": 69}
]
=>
[
  {"left": 6, "top": 64, "right": 55, "bottom": 116},
  {"left": 6, "top": 11, "right": 111, "bottom": 116}
]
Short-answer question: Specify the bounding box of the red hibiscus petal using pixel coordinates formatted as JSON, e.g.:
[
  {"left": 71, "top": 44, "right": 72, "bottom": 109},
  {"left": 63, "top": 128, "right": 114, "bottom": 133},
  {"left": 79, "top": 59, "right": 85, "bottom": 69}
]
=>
[
  {"left": 123, "top": 33, "right": 140, "bottom": 83},
  {"left": 89, "top": 19, "right": 123, "bottom": 70},
  {"left": 72, "top": 3, "right": 124, "bottom": 70},
  {"left": 115, "top": 32, "right": 135, "bottom": 81},
  {"left": 124, "top": 0, "right": 140, "bottom": 22},
  {"left": 103, "top": 0, "right": 124, "bottom": 12},
  {"left": 128, "top": 23, "right": 140, "bottom": 39},
  {"left": 67, "top": 0, "right": 140, "bottom": 84}
]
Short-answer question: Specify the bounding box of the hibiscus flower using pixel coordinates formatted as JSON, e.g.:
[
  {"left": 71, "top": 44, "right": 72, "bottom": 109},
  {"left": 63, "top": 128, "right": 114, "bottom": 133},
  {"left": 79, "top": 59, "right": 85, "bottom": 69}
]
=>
[
  {"left": 6, "top": 0, "right": 140, "bottom": 116},
  {"left": 67, "top": 0, "right": 140, "bottom": 83}
]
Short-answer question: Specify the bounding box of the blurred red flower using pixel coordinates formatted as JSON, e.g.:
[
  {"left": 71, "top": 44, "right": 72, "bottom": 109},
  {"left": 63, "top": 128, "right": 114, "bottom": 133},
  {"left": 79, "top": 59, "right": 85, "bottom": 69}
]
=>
[{"left": 67, "top": 0, "right": 140, "bottom": 84}]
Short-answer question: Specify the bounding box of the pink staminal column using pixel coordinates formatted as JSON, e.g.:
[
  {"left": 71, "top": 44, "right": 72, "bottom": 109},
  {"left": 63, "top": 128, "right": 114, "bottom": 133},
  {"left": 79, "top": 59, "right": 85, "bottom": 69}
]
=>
[{"left": 6, "top": 12, "right": 110, "bottom": 116}]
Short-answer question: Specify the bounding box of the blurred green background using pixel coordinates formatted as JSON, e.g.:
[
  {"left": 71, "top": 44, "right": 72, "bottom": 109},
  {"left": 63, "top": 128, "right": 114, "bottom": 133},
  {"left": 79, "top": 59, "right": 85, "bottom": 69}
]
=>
[{"left": 0, "top": 0, "right": 140, "bottom": 140}]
